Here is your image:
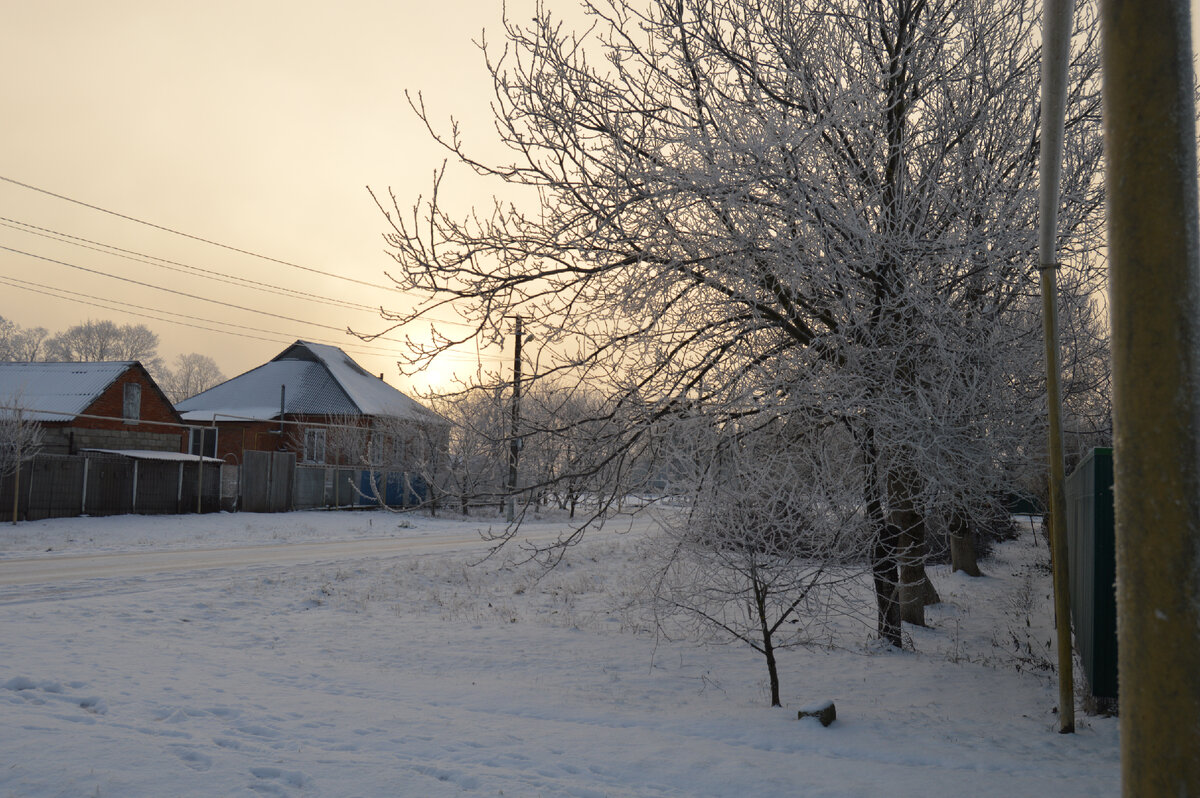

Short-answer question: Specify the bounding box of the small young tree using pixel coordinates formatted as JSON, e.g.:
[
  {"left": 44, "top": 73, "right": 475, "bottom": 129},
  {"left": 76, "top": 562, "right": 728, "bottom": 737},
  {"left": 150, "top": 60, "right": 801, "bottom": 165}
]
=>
[
  {"left": 643, "top": 415, "right": 869, "bottom": 706},
  {"left": 0, "top": 397, "right": 43, "bottom": 523}
]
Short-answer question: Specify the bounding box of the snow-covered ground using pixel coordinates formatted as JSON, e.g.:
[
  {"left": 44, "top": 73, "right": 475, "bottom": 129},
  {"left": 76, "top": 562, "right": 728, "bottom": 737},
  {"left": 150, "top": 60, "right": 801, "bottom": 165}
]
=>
[{"left": 0, "top": 510, "right": 1118, "bottom": 797}]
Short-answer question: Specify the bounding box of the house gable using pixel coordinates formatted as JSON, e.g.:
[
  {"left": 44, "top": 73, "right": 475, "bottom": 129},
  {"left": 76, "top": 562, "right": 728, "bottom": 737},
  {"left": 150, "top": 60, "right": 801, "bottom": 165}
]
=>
[{"left": 0, "top": 361, "right": 185, "bottom": 454}]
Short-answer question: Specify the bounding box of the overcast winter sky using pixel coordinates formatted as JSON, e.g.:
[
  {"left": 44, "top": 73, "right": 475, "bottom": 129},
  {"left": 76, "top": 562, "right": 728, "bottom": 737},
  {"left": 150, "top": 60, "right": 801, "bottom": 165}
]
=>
[{"left": 1, "top": 1, "right": 1197, "bottom": 394}]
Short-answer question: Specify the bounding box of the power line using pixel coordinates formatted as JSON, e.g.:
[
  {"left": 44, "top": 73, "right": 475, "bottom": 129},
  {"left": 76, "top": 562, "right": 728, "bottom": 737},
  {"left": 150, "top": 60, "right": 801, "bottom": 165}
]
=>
[
  {"left": 0, "top": 173, "right": 395, "bottom": 291},
  {"left": 0, "top": 274, "right": 394, "bottom": 356},
  {"left": 0, "top": 215, "right": 478, "bottom": 331},
  {"left": 0, "top": 272, "right": 494, "bottom": 365},
  {"left": 0, "top": 216, "right": 384, "bottom": 314},
  {"left": 0, "top": 243, "right": 395, "bottom": 340}
]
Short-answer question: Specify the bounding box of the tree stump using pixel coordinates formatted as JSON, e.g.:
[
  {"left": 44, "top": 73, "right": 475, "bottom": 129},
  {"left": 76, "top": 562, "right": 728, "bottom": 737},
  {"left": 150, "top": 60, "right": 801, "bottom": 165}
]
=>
[{"left": 797, "top": 700, "right": 837, "bottom": 727}]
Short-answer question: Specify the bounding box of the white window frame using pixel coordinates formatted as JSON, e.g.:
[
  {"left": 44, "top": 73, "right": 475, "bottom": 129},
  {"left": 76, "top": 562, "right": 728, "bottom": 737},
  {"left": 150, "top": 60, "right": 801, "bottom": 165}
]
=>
[
  {"left": 123, "top": 383, "right": 141, "bottom": 425},
  {"left": 303, "top": 428, "right": 327, "bottom": 464},
  {"left": 189, "top": 427, "right": 218, "bottom": 459}
]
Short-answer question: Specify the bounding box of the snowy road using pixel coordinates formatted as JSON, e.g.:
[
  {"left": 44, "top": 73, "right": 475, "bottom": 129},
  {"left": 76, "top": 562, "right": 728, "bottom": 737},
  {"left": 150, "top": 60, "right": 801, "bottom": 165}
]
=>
[
  {"left": 0, "top": 537, "right": 478, "bottom": 588},
  {"left": 0, "top": 514, "right": 647, "bottom": 606},
  {"left": 0, "top": 528, "right": 562, "bottom": 587}
]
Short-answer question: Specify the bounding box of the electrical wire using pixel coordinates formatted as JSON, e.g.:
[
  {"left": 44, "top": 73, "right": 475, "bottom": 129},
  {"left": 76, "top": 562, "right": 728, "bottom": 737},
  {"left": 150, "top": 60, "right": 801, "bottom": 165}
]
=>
[
  {"left": 0, "top": 216, "right": 384, "bottom": 314},
  {"left": 0, "top": 272, "right": 493, "bottom": 365},
  {"left": 0, "top": 173, "right": 394, "bottom": 291},
  {"left": 0, "top": 216, "right": 481, "bottom": 331},
  {"left": 0, "top": 174, "right": 492, "bottom": 363},
  {"left": 0, "top": 243, "right": 399, "bottom": 340}
]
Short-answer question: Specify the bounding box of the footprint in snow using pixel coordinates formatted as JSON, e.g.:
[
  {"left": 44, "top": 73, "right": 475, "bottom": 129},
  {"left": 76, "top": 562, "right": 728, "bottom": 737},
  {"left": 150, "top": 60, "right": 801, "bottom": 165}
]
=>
[
  {"left": 249, "top": 766, "right": 312, "bottom": 793},
  {"left": 168, "top": 744, "right": 213, "bottom": 771}
]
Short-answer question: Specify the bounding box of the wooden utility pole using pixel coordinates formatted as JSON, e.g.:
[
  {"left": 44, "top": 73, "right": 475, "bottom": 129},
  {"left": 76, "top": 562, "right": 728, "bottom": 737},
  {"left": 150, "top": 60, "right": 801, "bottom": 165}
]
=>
[
  {"left": 1038, "top": 0, "right": 1076, "bottom": 734},
  {"left": 505, "top": 316, "right": 524, "bottom": 523},
  {"left": 1102, "top": 0, "right": 1200, "bottom": 793}
]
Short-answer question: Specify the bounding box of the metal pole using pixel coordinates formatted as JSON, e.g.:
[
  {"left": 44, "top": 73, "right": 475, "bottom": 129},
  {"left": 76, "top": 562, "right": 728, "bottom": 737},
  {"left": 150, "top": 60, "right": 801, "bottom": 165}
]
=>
[
  {"left": 1038, "top": 0, "right": 1076, "bottom": 734},
  {"left": 1101, "top": 0, "right": 1200, "bottom": 793},
  {"left": 506, "top": 316, "right": 523, "bottom": 523}
]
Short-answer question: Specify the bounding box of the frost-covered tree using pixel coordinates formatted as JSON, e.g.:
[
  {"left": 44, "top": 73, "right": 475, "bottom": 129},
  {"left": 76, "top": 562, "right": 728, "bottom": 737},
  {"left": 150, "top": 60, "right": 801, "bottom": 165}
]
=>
[
  {"left": 642, "top": 412, "right": 869, "bottom": 705},
  {"left": 0, "top": 318, "right": 48, "bottom": 363},
  {"left": 45, "top": 319, "right": 162, "bottom": 372},
  {"left": 159, "top": 353, "right": 225, "bottom": 404},
  {"left": 0, "top": 396, "right": 42, "bottom": 523},
  {"left": 374, "top": 0, "right": 1105, "bottom": 644},
  {"left": 432, "top": 390, "right": 511, "bottom": 515}
]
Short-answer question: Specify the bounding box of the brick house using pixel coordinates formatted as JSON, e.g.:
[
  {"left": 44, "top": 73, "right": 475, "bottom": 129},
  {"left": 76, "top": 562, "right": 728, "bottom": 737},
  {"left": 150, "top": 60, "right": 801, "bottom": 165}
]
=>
[
  {"left": 175, "top": 341, "right": 446, "bottom": 469},
  {"left": 0, "top": 361, "right": 186, "bottom": 454}
]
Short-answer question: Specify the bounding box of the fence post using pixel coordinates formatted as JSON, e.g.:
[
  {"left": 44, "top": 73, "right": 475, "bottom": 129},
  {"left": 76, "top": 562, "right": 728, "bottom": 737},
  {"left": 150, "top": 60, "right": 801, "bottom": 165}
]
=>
[
  {"left": 10, "top": 459, "right": 19, "bottom": 524},
  {"left": 80, "top": 457, "right": 89, "bottom": 516},
  {"left": 25, "top": 457, "right": 34, "bottom": 521}
]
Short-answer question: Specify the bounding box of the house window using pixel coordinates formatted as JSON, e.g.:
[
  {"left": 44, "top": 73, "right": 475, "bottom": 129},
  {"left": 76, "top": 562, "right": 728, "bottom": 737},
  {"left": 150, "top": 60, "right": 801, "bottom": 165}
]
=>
[
  {"left": 303, "top": 428, "right": 326, "bottom": 464},
  {"left": 189, "top": 427, "right": 218, "bottom": 458},
  {"left": 123, "top": 383, "right": 141, "bottom": 424}
]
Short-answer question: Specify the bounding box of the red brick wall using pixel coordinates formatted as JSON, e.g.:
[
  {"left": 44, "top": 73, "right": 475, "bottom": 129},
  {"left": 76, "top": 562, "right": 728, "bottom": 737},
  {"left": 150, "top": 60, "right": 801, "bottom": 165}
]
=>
[
  {"left": 73, "top": 365, "right": 186, "bottom": 452},
  {"left": 202, "top": 416, "right": 366, "bottom": 465},
  {"left": 204, "top": 421, "right": 291, "bottom": 464}
]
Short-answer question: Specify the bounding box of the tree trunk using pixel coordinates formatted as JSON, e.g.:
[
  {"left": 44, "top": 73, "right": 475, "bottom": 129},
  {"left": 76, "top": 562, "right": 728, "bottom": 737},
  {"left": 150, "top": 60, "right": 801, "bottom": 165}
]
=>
[
  {"left": 887, "top": 467, "right": 939, "bottom": 626},
  {"left": 862, "top": 428, "right": 902, "bottom": 647},
  {"left": 892, "top": 512, "right": 940, "bottom": 627},
  {"left": 752, "top": 563, "right": 783, "bottom": 706},
  {"left": 949, "top": 512, "right": 983, "bottom": 577},
  {"left": 873, "top": 523, "right": 903, "bottom": 647}
]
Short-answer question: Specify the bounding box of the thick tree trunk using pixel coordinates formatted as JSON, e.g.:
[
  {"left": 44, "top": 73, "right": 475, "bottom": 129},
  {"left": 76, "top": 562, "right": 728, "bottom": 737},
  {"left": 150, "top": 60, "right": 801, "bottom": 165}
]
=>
[
  {"left": 895, "top": 522, "right": 940, "bottom": 626},
  {"left": 860, "top": 427, "right": 902, "bottom": 647},
  {"left": 898, "top": 560, "right": 941, "bottom": 626},
  {"left": 949, "top": 512, "right": 983, "bottom": 577},
  {"left": 888, "top": 471, "right": 940, "bottom": 627},
  {"left": 873, "top": 523, "right": 903, "bottom": 647}
]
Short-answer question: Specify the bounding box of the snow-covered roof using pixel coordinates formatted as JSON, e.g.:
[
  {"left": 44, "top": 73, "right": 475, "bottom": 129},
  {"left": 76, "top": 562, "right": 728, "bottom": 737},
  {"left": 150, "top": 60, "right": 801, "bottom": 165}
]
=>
[
  {"left": 80, "top": 448, "right": 223, "bottom": 464},
  {"left": 176, "top": 341, "right": 444, "bottom": 425},
  {"left": 0, "top": 361, "right": 135, "bottom": 421}
]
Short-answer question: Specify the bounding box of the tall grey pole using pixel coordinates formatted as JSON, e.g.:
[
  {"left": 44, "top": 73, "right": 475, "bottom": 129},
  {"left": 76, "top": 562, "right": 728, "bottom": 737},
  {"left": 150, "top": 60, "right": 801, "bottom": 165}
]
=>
[
  {"left": 1101, "top": 0, "right": 1200, "bottom": 793},
  {"left": 1038, "top": 0, "right": 1076, "bottom": 735}
]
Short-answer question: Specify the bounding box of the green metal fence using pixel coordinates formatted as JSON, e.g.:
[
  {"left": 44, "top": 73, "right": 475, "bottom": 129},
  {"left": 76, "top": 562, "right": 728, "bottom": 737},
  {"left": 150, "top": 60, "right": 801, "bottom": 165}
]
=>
[{"left": 1064, "top": 446, "right": 1118, "bottom": 701}]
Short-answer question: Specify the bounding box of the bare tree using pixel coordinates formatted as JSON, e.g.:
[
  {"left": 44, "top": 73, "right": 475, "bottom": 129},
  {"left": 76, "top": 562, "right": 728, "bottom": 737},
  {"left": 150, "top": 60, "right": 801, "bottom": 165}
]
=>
[
  {"left": 432, "top": 391, "right": 509, "bottom": 515},
  {"left": 45, "top": 319, "right": 162, "bottom": 372},
  {"left": 0, "top": 396, "right": 43, "bottom": 523},
  {"left": 0, "top": 318, "right": 48, "bottom": 363},
  {"left": 640, "top": 411, "right": 870, "bottom": 706},
  {"left": 10, "top": 326, "right": 48, "bottom": 362},
  {"left": 159, "top": 353, "right": 226, "bottom": 404},
  {"left": 0, "top": 318, "right": 15, "bottom": 361},
  {"left": 310, "top": 412, "right": 450, "bottom": 512},
  {"left": 373, "top": 0, "right": 1105, "bottom": 645}
]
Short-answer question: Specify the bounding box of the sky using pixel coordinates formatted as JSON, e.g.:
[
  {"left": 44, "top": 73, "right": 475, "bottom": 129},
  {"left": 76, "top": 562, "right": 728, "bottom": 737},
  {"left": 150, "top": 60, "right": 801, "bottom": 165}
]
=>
[
  {"left": 1, "top": 1, "right": 1198, "bottom": 397},
  {"left": 0, "top": 0, "right": 551, "bottom": 395}
]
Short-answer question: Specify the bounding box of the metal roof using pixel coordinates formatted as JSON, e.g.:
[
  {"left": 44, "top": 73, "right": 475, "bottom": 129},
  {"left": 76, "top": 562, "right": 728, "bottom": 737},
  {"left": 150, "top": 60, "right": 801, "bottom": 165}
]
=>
[
  {"left": 176, "top": 341, "right": 443, "bottom": 425},
  {"left": 0, "top": 361, "right": 134, "bottom": 421}
]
